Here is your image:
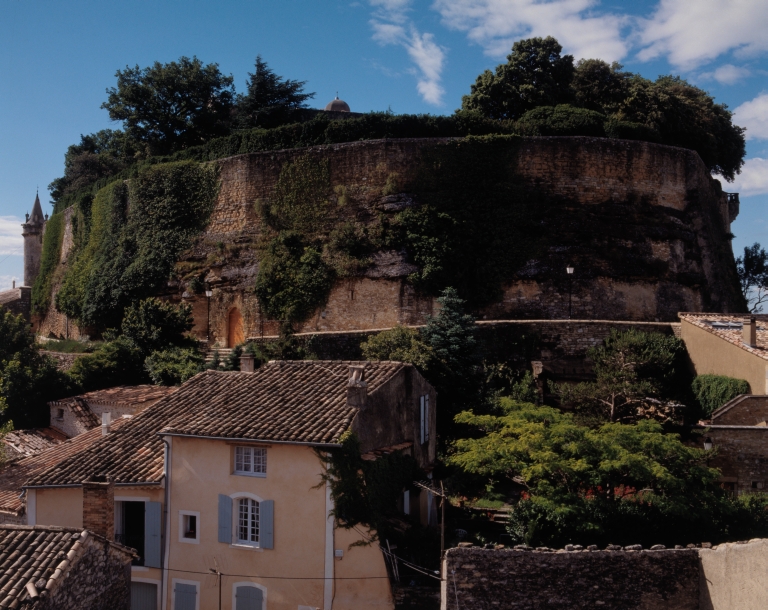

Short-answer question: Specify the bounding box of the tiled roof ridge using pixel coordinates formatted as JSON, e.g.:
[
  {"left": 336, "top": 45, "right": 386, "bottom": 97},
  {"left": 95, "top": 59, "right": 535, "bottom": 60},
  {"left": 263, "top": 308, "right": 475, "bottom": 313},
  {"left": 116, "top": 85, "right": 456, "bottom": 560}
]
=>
[{"left": 679, "top": 313, "right": 768, "bottom": 362}]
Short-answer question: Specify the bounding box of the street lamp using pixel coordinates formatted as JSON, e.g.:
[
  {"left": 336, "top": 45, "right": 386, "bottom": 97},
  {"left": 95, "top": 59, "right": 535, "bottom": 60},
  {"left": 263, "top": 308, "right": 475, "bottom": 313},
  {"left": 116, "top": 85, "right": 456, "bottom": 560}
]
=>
[
  {"left": 703, "top": 437, "right": 713, "bottom": 451},
  {"left": 566, "top": 265, "right": 575, "bottom": 319},
  {"left": 205, "top": 287, "right": 213, "bottom": 342}
]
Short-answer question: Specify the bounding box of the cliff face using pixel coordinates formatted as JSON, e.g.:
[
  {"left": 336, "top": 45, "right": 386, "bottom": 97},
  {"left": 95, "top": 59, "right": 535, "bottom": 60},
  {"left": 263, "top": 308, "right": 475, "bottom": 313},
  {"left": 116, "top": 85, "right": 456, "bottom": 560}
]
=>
[{"left": 36, "top": 137, "right": 745, "bottom": 344}]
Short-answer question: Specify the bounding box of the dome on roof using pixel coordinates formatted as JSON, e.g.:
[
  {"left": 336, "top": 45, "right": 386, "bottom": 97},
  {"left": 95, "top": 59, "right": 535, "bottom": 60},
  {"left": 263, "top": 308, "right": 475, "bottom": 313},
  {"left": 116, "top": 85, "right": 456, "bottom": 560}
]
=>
[{"left": 325, "top": 96, "right": 350, "bottom": 112}]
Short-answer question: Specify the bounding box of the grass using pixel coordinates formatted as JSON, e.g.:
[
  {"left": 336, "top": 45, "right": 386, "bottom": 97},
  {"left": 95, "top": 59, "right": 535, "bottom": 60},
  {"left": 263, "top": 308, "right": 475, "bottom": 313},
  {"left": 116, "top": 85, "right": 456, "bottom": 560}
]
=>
[{"left": 40, "top": 338, "right": 100, "bottom": 353}]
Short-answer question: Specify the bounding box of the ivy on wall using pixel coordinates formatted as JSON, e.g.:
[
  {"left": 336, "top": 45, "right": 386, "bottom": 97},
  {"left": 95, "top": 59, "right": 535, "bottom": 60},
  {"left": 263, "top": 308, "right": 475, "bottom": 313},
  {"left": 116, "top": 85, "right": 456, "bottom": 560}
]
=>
[
  {"left": 53, "top": 161, "right": 219, "bottom": 330},
  {"left": 31, "top": 211, "right": 65, "bottom": 314}
]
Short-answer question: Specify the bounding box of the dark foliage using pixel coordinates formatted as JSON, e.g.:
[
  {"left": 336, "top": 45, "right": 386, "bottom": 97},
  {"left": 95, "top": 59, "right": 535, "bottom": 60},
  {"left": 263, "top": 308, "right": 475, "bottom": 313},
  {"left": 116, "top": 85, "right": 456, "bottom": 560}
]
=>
[
  {"left": 736, "top": 242, "right": 768, "bottom": 312},
  {"left": 692, "top": 374, "right": 750, "bottom": 417}
]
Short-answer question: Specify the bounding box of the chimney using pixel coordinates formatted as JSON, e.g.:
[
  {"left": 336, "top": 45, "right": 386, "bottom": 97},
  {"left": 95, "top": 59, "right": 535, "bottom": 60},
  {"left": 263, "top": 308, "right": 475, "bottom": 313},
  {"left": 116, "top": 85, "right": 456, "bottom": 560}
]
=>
[
  {"left": 82, "top": 476, "right": 114, "bottom": 540},
  {"left": 743, "top": 317, "right": 757, "bottom": 347},
  {"left": 240, "top": 353, "right": 255, "bottom": 373},
  {"left": 101, "top": 412, "right": 111, "bottom": 436},
  {"left": 12, "top": 280, "right": 15, "bottom": 289},
  {"left": 347, "top": 365, "right": 368, "bottom": 408}
]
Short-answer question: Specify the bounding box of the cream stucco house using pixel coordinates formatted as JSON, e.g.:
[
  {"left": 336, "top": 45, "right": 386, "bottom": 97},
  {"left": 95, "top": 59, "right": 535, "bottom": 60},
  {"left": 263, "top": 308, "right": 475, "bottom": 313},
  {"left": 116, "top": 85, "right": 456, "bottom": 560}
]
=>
[{"left": 21, "top": 359, "right": 437, "bottom": 610}]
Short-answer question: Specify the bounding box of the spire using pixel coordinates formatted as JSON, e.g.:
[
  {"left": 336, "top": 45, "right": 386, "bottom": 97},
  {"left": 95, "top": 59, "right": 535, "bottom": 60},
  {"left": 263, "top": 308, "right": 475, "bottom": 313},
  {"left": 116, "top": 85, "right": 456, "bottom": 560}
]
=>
[{"left": 29, "top": 192, "right": 44, "bottom": 225}]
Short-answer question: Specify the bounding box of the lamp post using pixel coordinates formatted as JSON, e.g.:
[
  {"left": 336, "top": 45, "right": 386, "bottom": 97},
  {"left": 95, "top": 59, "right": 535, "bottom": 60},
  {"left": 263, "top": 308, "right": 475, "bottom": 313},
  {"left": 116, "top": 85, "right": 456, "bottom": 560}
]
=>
[
  {"left": 566, "top": 265, "right": 574, "bottom": 319},
  {"left": 205, "top": 287, "right": 213, "bottom": 342},
  {"left": 704, "top": 437, "right": 713, "bottom": 451}
]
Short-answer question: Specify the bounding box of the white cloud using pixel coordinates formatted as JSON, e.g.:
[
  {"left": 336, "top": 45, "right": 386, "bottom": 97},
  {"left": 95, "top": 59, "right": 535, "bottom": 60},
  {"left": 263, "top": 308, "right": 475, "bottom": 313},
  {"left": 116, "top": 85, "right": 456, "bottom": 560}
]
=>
[
  {"left": 432, "top": 0, "right": 628, "bottom": 61},
  {"left": 727, "top": 157, "right": 768, "bottom": 196},
  {"left": 0, "top": 216, "right": 23, "bottom": 256},
  {"left": 734, "top": 93, "right": 768, "bottom": 140},
  {"left": 637, "top": 0, "right": 768, "bottom": 70},
  {"left": 700, "top": 64, "right": 751, "bottom": 85},
  {"left": 370, "top": 1, "right": 447, "bottom": 105}
]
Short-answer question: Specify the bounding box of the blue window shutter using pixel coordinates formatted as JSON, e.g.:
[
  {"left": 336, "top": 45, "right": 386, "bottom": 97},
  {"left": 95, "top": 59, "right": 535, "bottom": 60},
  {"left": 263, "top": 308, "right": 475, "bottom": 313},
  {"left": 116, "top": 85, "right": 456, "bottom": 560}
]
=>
[
  {"left": 144, "top": 502, "right": 162, "bottom": 568},
  {"left": 173, "top": 583, "right": 197, "bottom": 610},
  {"left": 260, "top": 500, "right": 274, "bottom": 549},
  {"left": 420, "top": 396, "right": 425, "bottom": 444},
  {"left": 218, "top": 494, "right": 232, "bottom": 543},
  {"left": 235, "top": 585, "right": 263, "bottom": 610},
  {"left": 425, "top": 395, "right": 430, "bottom": 442}
]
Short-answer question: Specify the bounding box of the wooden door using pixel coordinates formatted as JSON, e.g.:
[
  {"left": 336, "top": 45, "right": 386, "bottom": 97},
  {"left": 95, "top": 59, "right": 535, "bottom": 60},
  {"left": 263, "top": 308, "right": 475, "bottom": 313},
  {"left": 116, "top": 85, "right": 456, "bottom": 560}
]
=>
[{"left": 228, "top": 308, "right": 244, "bottom": 347}]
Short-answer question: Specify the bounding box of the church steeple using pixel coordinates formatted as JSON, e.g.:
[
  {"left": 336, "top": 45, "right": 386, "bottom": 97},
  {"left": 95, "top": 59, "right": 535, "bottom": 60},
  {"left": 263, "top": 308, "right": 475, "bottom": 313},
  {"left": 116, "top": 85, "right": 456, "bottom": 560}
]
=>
[{"left": 21, "top": 192, "right": 46, "bottom": 287}]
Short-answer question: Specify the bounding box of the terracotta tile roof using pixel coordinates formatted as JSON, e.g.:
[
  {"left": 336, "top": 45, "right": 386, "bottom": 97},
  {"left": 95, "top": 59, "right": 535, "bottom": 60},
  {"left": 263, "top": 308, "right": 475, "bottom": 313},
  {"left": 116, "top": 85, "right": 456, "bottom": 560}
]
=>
[
  {"left": 26, "top": 361, "right": 407, "bottom": 487},
  {"left": 50, "top": 385, "right": 177, "bottom": 410},
  {"left": 0, "top": 289, "right": 21, "bottom": 306},
  {"left": 0, "top": 420, "right": 130, "bottom": 517},
  {"left": 69, "top": 398, "right": 100, "bottom": 431},
  {"left": 2, "top": 429, "right": 67, "bottom": 462},
  {"left": 679, "top": 313, "right": 768, "bottom": 361},
  {"left": 0, "top": 524, "right": 133, "bottom": 609}
]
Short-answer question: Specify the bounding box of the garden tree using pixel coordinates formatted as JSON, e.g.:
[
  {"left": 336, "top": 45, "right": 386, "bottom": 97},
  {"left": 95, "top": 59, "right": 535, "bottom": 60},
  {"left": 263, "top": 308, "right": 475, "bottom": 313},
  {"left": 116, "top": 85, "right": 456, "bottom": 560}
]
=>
[
  {"left": 361, "top": 288, "right": 482, "bottom": 440},
  {"left": 121, "top": 298, "right": 195, "bottom": 356},
  {"left": 557, "top": 329, "right": 689, "bottom": 424},
  {"left": 102, "top": 56, "right": 235, "bottom": 154},
  {"left": 144, "top": 347, "right": 203, "bottom": 386},
  {"left": 0, "top": 311, "right": 72, "bottom": 427},
  {"left": 450, "top": 399, "right": 768, "bottom": 547},
  {"left": 461, "top": 36, "right": 574, "bottom": 120},
  {"left": 235, "top": 56, "right": 315, "bottom": 129},
  {"left": 736, "top": 242, "right": 768, "bottom": 312}
]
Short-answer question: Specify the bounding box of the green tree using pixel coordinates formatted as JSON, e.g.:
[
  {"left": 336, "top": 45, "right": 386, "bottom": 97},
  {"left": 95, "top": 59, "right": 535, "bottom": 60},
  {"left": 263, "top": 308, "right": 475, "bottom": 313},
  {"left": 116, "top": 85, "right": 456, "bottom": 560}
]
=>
[
  {"left": 0, "top": 311, "right": 71, "bottom": 427},
  {"left": 450, "top": 399, "right": 765, "bottom": 547},
  {"left": 558, "top": 329, "right": 689, "bottom": 424},
  {"left": 736, "top": 242, "right": 768, "bottom": 312},
  {"left": 235, "top": 56, "right": 314, "bottom": 129},
  {"left": 571, "top": 59, "right": 630, "bottom": 113},
  {"left": 360, "top": 325, "right": 434, "bottom": 371},
  {"left": 67, "top": 337, "right": 146, "bottom": 391},
  {"left": 102, "top": 56, "right": 235, "bottom": 154},
  {"left": 461, "top": 36, "right": 574, "bottom": 120},
  {"left": 121, "top": 298, "right": 194, "bottom": 356},
  {"left": 144, "top": 347, "right": 203, "bottom": 386}
]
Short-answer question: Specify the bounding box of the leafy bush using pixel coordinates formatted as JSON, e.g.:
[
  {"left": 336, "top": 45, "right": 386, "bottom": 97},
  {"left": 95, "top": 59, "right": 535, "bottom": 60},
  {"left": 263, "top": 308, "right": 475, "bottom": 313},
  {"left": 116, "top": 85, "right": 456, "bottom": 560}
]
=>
[
  {"left": 254, "top": 232, "right": 334, "bottom": 325},
  {"left": 67, "top": 337, "right": 146, "bottom": 390},
  {"left": 360, "top": 326, "right": 434, "bottom": 370},
  {"left": 604, "top": 118, "right": 661, "bottom": 142},
  {"left": 41, "top": 339, "right": 98, "bottom": 354},
  {"left": 145, "top": 347, "right": 203, "bottom": 385},
  {"left": 517, "top": 105, "right": 606, "bottom": 137},
  {"left": 121, "top": 298, "right": 194, "bottom": 356},
  {"left": 692, "top": 374, "right": 750, "bottom": 417}
]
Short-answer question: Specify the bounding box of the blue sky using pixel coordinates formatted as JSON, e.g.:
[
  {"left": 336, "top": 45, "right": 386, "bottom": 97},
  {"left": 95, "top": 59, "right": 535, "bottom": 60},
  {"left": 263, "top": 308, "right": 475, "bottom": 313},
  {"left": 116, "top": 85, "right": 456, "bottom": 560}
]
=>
[{"left": 1, "top": 0, "right": 767, "bottom": 289}]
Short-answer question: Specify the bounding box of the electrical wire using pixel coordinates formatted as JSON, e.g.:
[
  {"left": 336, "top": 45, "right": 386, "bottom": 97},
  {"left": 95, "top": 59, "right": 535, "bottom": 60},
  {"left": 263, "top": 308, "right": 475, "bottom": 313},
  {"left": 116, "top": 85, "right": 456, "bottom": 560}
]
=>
[{"left": 155, "top": 566, "right": 391, "bottom": 580}]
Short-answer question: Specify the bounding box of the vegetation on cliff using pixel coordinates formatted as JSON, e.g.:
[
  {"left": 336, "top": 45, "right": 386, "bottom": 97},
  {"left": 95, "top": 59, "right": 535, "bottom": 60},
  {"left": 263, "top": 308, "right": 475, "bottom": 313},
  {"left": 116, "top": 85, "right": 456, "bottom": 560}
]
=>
[{"left": 50, "top": 160, "right": 219, "bottom": 330}]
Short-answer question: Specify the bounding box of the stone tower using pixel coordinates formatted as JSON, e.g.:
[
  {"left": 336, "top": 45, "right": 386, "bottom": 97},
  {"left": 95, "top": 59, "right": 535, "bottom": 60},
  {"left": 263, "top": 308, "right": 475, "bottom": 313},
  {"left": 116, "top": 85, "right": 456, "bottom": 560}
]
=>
[{"left": 21, "top": 193, "right": 46, "bottom": 287}]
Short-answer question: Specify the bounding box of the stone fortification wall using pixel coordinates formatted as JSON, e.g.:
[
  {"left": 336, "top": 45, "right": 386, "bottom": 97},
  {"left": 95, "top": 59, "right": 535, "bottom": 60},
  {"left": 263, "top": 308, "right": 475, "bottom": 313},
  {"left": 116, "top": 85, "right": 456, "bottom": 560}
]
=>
[
  {"left": 38, "top": 137, "right": 743, "bottom": 343},
  {"left": 442, "top": 546, "right": 700, "bottom": 610},
  {"left": 443, "top": 540, "right": 768, "bottom": 610}
]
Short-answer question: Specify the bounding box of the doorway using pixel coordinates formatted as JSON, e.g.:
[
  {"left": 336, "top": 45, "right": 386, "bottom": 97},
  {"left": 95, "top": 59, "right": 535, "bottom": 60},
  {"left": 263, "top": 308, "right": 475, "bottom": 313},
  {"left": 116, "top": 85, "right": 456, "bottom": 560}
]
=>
[{"left": 228, "top": 308, "right": 244, "bottom": 347}]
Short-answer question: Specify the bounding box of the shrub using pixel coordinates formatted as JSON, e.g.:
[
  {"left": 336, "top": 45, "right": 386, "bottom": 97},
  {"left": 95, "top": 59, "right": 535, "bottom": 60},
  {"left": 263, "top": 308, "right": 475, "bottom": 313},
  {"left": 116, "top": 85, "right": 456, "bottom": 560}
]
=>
[
  {"left": 692, "top": 374, "right": 750, "bottom": 417},
  {"left": 360, "top": 326, "right": 434, "bottom": 370},
  {"left": 517, "top": 104, "right": 606, "bottom": 137},
  {"left": 67, "top": 337, "right": 146, "bottom": 391},
  {"left": 121, "top": 298, "right": 194, "bottom": 356},
  {"left": 144, "top": 347, "right": 203, "bottom": 385}
]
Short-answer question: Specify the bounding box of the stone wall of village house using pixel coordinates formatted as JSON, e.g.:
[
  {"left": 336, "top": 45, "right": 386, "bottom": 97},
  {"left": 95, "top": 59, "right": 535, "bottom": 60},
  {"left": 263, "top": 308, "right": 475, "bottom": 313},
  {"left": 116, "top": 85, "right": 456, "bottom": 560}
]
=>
[
  {"left": 442, "top": 546, "right": 700, "bottom": 610},
  {"left": 34, "top": 137, "right": 744, "bottom": 341},
  {"left": 712, "top": 396, "right": 768, "bottom": 424},
  {"left": 703, "top": 428, "right": 768, "bottom": 492},
  {"left": 39, "top": 534, "right": 132, "bottom": 610}
]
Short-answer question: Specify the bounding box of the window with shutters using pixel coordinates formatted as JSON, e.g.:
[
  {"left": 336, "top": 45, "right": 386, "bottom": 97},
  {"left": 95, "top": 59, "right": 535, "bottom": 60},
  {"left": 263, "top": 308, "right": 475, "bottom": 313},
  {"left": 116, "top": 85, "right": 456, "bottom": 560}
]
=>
[
  {"left": 234, "top": 446, "right": 267, "bottom": 477},
  {"left": 172, "top": 580, "right": 198, "bottom": 610},
  {"left": 219, "top": 494, "right": 274, "bottom": 550},
  {"left": 115, "top": 500, "right": 162, "bottom": 567},
  {"left": 233, "top": 583, "right": 265, "bottom": 610},
  {"left": 420, "top": 395, "right": 430, "bottom": 445}
]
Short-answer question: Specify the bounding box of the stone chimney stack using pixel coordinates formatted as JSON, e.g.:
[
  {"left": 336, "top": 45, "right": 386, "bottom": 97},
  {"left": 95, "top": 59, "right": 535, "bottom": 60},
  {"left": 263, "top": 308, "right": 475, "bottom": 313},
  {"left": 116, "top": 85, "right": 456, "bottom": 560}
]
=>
[
  {"left": 743, "top": 317, "right": 757, "bottom": 347},
  {"left": 240, "top": 353, "right": 255, "bottom": 373},
  {"left": 101, "top": 412, "right": 111, "bottom": 436},
  {"left": 21, "top": 192, "right": 46, "bottom": 288},
  {"left": 82, "top": 476, "right": 114, "bottom": 540},
  {"left": 347, "top": 365, "right": 368, "bottom": 408}
]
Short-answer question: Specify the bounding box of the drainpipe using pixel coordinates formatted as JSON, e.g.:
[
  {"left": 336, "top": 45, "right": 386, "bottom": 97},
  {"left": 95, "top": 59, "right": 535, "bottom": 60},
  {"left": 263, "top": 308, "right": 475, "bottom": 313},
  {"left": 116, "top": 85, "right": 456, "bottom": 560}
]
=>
[{"left": 161, "top": 436, "right": 173, "bottom": 610}]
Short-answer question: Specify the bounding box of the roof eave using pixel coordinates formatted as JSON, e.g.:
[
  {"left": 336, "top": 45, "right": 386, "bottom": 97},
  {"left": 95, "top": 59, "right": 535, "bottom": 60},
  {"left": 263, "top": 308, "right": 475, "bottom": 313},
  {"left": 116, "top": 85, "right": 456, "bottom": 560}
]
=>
[{"left": 157, "top": 431, "right": 343, "bottom": 448}]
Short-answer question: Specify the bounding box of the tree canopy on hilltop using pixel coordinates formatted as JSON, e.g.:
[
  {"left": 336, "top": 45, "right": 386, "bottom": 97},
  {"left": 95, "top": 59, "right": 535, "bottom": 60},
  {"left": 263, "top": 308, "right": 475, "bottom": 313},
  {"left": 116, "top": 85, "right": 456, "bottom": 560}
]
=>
[{"left": 461, "top": 37, "right": 746, "bottom": 180}]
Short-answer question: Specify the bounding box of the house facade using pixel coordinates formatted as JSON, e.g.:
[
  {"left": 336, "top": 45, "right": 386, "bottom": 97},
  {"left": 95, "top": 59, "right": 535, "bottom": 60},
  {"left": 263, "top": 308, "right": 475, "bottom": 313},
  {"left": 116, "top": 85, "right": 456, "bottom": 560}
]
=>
[{"left": 22, "top": 360, "right": 437, "bottom": 610}]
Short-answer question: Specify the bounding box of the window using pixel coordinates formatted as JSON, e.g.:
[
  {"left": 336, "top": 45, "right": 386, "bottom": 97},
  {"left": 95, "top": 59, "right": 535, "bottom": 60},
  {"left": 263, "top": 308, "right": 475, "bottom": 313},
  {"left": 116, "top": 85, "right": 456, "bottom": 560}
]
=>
[
  {"left": 234, "top": 446, "right": 267, "bottom": 476},
  {"left": 115, "top": 500, "right": 162, "bottom": 567},
  {"left": 131, "top": 581, "right": 159, "bottom": 610},
  {"left": 179, "top": 510, "right": 200, "bottom": 544},
  {"left": 752, "top": 481, "right": 764, "bottom": 490},
  {"left": 56, "top": 408, "right": 64, "bottom": 419},
  {"left": 218, "top": 494, "right": 274, "bottom": 549},
  {"left": 420, "top": 395, "right": 430, "bottom": 444},
  {"left": 238, "top": 498, "right": 260, "bottom": 544}
]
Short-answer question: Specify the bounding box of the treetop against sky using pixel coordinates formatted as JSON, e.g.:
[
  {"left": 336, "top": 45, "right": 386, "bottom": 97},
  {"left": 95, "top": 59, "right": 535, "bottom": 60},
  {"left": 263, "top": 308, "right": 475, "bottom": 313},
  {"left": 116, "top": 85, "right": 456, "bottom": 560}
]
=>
[{"left": 2, "top": 0, "right": 768, "bottom": 288}]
